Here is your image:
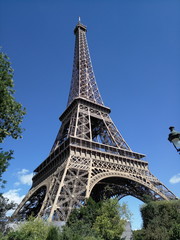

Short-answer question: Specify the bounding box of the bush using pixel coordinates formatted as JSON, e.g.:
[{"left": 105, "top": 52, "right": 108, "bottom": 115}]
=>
[
  {"left": 132, "top": 229, "right": 145, "bottom": 240},
  {"left": 140, "top": 199, "right": 180, "bottom": 240},
  {"left": 46, "top": 225, "right": 61, "bottom": 240},
  {"left": 3, "top": 218, "right": 61, "bottom": 240}
]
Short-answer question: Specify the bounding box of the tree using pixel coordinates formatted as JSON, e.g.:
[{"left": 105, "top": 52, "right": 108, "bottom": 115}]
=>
[
  {"left": 0, "top": 51, "right": 26, "bottom": 187},
  {"left": 0, "top": 150, "right": 13, "bottom": 188},
  {"left": 169, "top": 223, "right": 180, "bottom": 240},
  {"left": 0, "top": 51, "right": 26, "bottom": 236},
  {"left": 132, "top": 229, "right": 145, "bottom": 240},
  {"left": 61, "top": 198, "right": 102, "bottom": 239},
  {"left": 46, "top": 225, "right": 61, "bottom": 240},
  {"left": 61, "top": 197, "right": 131, "bottom": 240},
  {"left": 140, "top": 199, "right": 180, "bottom": 240},
  {"left": 93, "top": 198, "right": 129, "bottom": 240},
  {"left": 0, "top": 194, "right": 17, "bottom": 234}
]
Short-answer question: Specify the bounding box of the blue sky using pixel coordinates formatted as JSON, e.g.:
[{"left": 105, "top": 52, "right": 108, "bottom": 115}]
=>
[{"left": 1, "top": 0, "right": 180, "bottom": 230}]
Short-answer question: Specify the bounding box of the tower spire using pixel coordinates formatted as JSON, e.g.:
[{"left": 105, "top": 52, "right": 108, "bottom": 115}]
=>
[{"left": 67, "top": 20, "right": 104, "bottom": 106}]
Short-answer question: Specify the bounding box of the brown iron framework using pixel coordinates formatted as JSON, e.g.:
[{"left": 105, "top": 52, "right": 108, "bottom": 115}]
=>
[{"left": 13, "top": 20, "right": 177, "bottom": 222}]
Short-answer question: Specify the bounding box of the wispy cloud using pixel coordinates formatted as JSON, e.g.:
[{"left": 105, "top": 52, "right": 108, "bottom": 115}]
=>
[
  {"left": 169, "top": 173, "right": 180, "bottom": 184},
  {"left": 19, "top": 173, "right": 33, "bottom": 185},
  {"left": 3, "top": 189, "right": 25, "bottom": 204},
  {"left": 15, "top": 168, "right": 33, "bottom": 186},
  {"left": 17, "top": 169, "right": 29, "bottom": 175},
  {"left": 14, "top": 182, "right": 21, "bottom": 186},
  {"left": 3, "top": 189, "right": 25, "bottom": 216},
  {"left": 2, "top": 169, "right": 33, "bottom": 216}
]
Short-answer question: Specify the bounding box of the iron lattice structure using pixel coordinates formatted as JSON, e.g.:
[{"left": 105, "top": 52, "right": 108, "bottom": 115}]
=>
[{"left": 13, "top": 21, "right": 176, "bottom": 222}]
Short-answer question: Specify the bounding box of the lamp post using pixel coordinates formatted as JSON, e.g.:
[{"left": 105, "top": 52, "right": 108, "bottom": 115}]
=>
[{"left": 168, "top": 126, "right": 180, "bottom": 154}]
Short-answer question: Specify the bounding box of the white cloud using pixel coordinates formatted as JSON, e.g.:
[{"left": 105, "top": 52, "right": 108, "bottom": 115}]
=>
[
  {"left": 17, "top": 169, "right": 29, "bottom": 175},
  {"left": 169, "top": 173, "right": 180, "bottom": 184},
  {"left": 3, "top": 189, "right": 25, "bottom": 204},
  {"left": 16, "top": 168, "right": 33, "bottom": 186},
  {"left": 14, "top": 182, "right": 20, "bottom": 186},
  {"left": 3, "top": 189, "right": 25, "bottom": 216},
  {"left": 19, "top": 173, "right": 33, "bottom": 186}
]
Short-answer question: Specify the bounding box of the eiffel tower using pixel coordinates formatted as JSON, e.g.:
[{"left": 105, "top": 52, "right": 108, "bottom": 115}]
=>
[{"left": 13, "top": 20, "right": 176, "bottom": 222}]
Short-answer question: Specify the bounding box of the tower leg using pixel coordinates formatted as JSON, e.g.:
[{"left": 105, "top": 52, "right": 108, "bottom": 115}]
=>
[{"left": 39, "top": 156, "right": 90, "bottom": 221}]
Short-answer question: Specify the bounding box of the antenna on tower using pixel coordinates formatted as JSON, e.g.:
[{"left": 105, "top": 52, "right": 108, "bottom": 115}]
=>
[{"left": 78, "top": 16, "right": 81, "bottom": 23}]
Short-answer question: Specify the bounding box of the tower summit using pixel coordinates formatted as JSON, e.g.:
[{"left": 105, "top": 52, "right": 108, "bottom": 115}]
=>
[
  {"left": 13, "top": 21, "right": 177, "bottom": 222},
  {"left": 68, "top": 19, "right": 104, "bottom": 107}
]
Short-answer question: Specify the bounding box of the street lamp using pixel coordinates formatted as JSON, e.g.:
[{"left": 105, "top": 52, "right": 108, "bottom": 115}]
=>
[{"left": 168, "top": 126, "right": 180, "bottom": 153}]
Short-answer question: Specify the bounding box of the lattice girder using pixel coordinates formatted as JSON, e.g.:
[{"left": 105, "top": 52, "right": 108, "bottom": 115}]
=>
[
  {"left": 67, "top": 22, "right": 103, "bottom": 106},
  {"left": 13, "top": 20, "right": 177, "bottom": 223},
  {"left": 51, "top": 99, "right": 130, "bottom": 153},
  {"left": 14, "top": 150, "right": 176, "bottom": 222}
]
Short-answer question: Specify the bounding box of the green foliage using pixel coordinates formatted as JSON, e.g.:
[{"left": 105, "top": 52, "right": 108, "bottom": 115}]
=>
[
  {"left": 0, "top": 51, "right": 26, "bottom": 187},
  {"left": 132, "top": 229, "right": 145, "bottom": 240},
  {"left": 0, "top": 194, "right": 16, "bottom": 233},
  {"left": 93, "top": 198, "right": 127, "bottom": 240},
  {"left": 169, "top": 223, "right": 180, "bottom": 240},
  {"left": 133, "top": 200, "right": 180, "bottom": 240},
  {"left": 9, "top": 217, "right": 49, "bottom": 240},
  {"left": 61, "top": 197, "right": 130, "bottom": 240},
  {"left": 46, "top": 225, "right": 61, "bottom": 240},
  {"left": 0, "top": 198, "right": 130, "bottom": 240},
  {"left": 0, "top": 149, "right": 13, "bottom": 188},
  {"left": 140, "top": 199, "right": 180, "bottom": 240},
  {"left": 2, "top": 217, "right": 61, "bottom": 240},
  {"left": 62, "top": 198, "right": 102, "bottom": 239},
  {"left": 0, "top": 52, "right": 26, "bottom": 142}
]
